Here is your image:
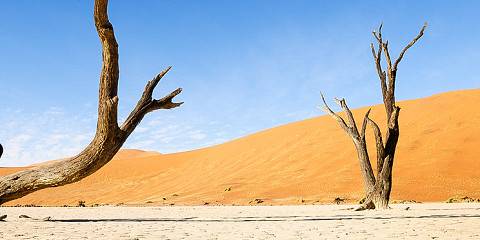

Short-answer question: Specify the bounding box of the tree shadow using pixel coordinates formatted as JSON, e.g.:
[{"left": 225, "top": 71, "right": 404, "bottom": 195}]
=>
[{"left": 45, "top": 214, "right": 480, "bottom": 223}]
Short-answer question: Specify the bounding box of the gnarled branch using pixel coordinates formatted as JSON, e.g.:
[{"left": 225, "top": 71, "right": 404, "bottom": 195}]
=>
[
  {"left": 371, "top": 24, "right": 388, "bottom": 103},
  {"left": 120, "top": 66, "right": 183, "bottom": 136},
  {"left": 393, "top": 23, "right": 427, "bottom": 71},
  {"left": 372, "top": 23, "right": 426, "bottom": 119},
  {"left": 365, "top": 115, "right": 385, "bottom": 175},
  {"left": 320, "top": 93, "right": 350, "bottom": 134},
  {"left": 321, "top": 93, "right": 376, "bottom": 192},
  {"left": 360, "top": 109, "right": 371, "bottom": 139},
  {"left": 334, "top": 98, "right": 359, "bottom": 136},
  {"left": 0, "top": 0, "right": 182, "bottom": 205},
  {"left": 322, "top": 23, "right": 426, "bottom": 210}
]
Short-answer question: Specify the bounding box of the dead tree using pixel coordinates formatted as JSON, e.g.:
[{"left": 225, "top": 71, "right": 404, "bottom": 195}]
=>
[
  {"left": 321, "top": 23, "right": 426, "bottom": 209},
  {"left": 0, "top": 0, "right": 183, "bottom": 205}
]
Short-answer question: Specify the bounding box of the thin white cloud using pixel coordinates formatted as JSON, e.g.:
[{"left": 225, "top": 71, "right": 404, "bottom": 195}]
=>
[
  {"left": 0, "top": 108, "right": 95, "bottom": 167},
  {"left": 1, "top": 104, "right": 247, "bottom": 166}
]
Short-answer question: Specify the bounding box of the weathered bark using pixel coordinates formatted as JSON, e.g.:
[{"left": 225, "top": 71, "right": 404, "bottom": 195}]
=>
[
  {"left": 321, "top": 23, "right": 426, "bottom": 210},
  {"left": 321, "top": 95, "right": 375, "bottom": 194},
  {"left": 0, "top": 0, "right": 183, "bottom": 205}
]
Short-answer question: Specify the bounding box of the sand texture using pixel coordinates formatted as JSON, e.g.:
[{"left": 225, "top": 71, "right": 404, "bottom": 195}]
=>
[
  {"left": 0, "top": 89, "right": 479, "bottom": 206},
  {"left": 1, "top": 203, "right": 480, "bottom": 239}
]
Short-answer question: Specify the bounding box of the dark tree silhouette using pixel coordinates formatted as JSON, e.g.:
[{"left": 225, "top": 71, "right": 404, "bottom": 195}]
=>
[
  {"left": 0, "top": 0, "right": 183, "bottom": 205},
  {"left": 321, "top": 23, "right": 426, "bottom": 210}
]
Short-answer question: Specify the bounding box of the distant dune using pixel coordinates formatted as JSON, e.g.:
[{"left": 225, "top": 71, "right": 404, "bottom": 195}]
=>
[{"left": 1, "top": 89, "right": 479, "bottom": 206}]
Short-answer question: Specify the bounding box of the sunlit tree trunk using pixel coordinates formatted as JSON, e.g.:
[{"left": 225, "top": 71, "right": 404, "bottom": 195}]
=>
[
  {"left": 0, "top": 0, "right": 183, "bottom": 205},
  {"left": 321, "top": 23, "right": 426, "bottom": 210}
]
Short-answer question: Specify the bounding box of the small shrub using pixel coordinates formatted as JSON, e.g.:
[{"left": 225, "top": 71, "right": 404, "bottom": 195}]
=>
[
  {"left": 446, "top": 196, "right": 480, "bottom": 203},
  {"left": 333, "top": 197, "right": 345, "bottom": 205},
  {"left": 392, "top": 199, "right": 420, "bottom": 204},
  {"left": 249, "top": 198, "right": 264, "bottom": 204},
  {"left": 77, "top": 200, "right": 86, "bottom": 207}
]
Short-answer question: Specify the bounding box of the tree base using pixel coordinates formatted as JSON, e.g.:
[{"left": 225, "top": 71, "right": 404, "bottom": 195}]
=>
[{"left": 355, "top": 192, "right": 390, "bottom": 211}]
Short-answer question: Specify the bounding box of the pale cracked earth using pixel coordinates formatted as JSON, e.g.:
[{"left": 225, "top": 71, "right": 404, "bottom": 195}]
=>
[{"left": 0, "top": 203, "right": 479, "bottom": 239}]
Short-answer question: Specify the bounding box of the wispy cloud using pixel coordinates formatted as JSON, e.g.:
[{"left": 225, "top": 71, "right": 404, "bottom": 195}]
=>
[
  {"left": 0, "top": 107, "right": 95, "bottom": 166},
  {"left": 123, "top": 114, "right": 232, "bottom": 153},
  {"left": 0, "top": 106, "right": 236, "bottom": 166}
]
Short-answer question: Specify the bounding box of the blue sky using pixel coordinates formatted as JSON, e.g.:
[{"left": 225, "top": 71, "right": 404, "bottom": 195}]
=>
[{"left": 0, "top": 1, "right": 479, "bottom": 166}]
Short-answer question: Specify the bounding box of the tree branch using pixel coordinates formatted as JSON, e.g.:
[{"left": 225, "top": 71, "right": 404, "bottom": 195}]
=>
[
  {"left": 148, "top": 88, "right": 183, "bottom": 111},
  {"left": 371, "top": 25, "right": 388, "bottom": 100},
  {"left": 320, "top": 93, "right": 352, "bottom": 134},
  {"left": 0, "top": 0, "right": 183, "bottom": 205},
  {"left": 372, "top": 23, "right": 383, "bottom": 43},
  {"left": 393, "top": 23, "right": 427, "bottom": 71},
  {"left": 143, "top": 66, "right": 172, "bottom": 102},
  {"left": 387, "top": 105, "right": 401, "bottom": 129},
  {"left": 334, "top": 97, "right": 359, "bottom": 136},
  {"left": 120, "top": 67, "right": 183, "bottom": 135},
  {"left": 381, "top": 40, "right": 396, "bottom": 109},
  {"left": 382, "top": 41, "right": 392, "bottom": 74},
  {"left": 321, "top": 94, "right": 376, "bottom": 192},
  {"left": 94, "top": 0, "right": 120, "bottom": 132},
  {"left": 366, "top": 115, "right": 385, "bottom": 175},
  {"left": 360, "top": 109, "right": 371, "bottom": 139}
]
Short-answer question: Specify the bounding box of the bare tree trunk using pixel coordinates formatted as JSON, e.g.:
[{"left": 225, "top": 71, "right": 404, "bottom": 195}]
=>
[
  {"left": 0, "top": 0, "right": 183, "bottom": 205},
  {"left": 321, "top": 23, "right": 426, "bottom": 210}
]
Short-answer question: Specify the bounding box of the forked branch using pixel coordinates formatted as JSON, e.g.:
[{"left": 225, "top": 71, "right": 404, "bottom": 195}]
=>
[
  {"left": 0, "top": 0, "right": 183, "bottom": 205},
  {"left": 334, "top": 98, "right": 359, "bottom": 135},
  {"left": 120, "top": 67, "right": 183, "bottom": 135},
  {"left": 360, "top": 109, "right": 371, "bottom": 139},
  {"left": 320, "top": 93, "right": 350, "bottom": 134},
  {"left": 365, "top": 115, "right": 385, "bottom": 175},
  {"left": 371, "top": 25, "right": 388, "bottom": 100},
  {"left": 322, "top": 22, "right": 426, "bottom": 210},
  {"left": 393, "top": 23, "right": 427, "bottom": 71},
  {"left": 371, "top": 23, "right": 426, "bottom": 118},
  {"left": 320, "top": 93, "right": 376, "bottom": 192}
]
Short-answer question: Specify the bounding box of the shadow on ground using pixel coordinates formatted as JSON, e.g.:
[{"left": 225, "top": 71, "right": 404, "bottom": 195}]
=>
[{"left": 45, "top": 214, "right": 480, "bottom": 223}]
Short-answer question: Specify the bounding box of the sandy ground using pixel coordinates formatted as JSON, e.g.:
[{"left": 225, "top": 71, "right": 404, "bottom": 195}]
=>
[
  {"left": 0, "top": 203, "right": 479, "bottom": 239},
  {"left": 1, "top": 89, "right": 479, "bottom": 206}
]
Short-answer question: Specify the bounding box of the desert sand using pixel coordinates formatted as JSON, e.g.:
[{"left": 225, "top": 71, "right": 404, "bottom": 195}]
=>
[
  {"left": 1, "top": 203, "right": 480, "bottom": 239},
  {"left": 0, "top": 89, "right": 479, "bottom": 206}
]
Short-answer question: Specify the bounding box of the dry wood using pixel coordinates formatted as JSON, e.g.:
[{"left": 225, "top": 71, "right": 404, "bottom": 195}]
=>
[
  {"left": 0, "top": 0, "right": 182, "bottom": 205},
  {"left": 322, "top": 23, "right": 426, "bottom": 209},
  {"left": 321, "top": 94, "right": 375, "bottom": 194}
]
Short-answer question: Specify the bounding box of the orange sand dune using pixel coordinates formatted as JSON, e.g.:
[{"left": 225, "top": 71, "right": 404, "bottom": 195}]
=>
[{"left": 1, "top": 89, "right": 479, "bottom": 206}]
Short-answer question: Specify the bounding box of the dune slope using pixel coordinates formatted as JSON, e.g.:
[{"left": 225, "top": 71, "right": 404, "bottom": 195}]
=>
[{"left": 1, "top": 89, "right": 479, "bottom": 206}]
